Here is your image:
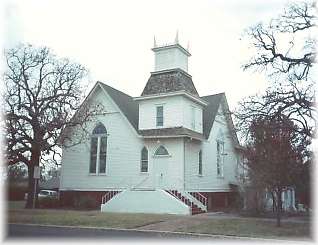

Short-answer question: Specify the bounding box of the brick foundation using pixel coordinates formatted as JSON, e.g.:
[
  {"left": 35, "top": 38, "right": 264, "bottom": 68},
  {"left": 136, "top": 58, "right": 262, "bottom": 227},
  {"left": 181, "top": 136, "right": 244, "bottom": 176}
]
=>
[{"left": 59, "top": 191, "right": 108, "bottom": 209}]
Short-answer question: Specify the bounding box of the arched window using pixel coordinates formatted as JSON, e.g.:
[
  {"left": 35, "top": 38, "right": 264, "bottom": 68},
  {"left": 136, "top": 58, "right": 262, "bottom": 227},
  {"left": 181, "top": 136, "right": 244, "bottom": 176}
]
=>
[
  {"left": 140, "top": 147, "right": 148, "bottom": 173},
  {"left": 92, "top": 123, "right": 107, "bottom": 134},
  {"left": 155, "top": 145, "right": 169, "bottom": 156},
  {"left": 216, "top": 130, "right": 225, "bottom": 177},
  {"left": 90, "top": 123, "right": 107, "bottom": 174},
  {"left": 198, "top": 150, "right": 202, "bottom": 175}
]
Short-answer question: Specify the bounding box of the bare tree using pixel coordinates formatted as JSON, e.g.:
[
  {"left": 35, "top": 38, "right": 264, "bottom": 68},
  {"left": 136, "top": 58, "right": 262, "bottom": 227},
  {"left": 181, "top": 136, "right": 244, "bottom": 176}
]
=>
[
  {"left": 236, "top": 79, "right": 315, "bottom": 143},
  {"left": 4, "top": 44, "right": 100, "bottom": 208},
  {"left": 236, "top": 1, "right": 316, "bottom": 143},
  {"left": 243, "top": 1, "right": 316, "bottom": 81}
]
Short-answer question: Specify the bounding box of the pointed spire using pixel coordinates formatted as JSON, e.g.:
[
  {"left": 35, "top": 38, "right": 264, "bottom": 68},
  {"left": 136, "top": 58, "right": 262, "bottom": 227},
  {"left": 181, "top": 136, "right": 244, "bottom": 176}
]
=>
[
  {"left": 175, "top": 30, "right": 179, "bottom": 44},
  {"left": 153, "top": 35, "right": 157, "bottom": 48},
  {"left": 187, "top": 41, "right": 190, "bottom": 51}
]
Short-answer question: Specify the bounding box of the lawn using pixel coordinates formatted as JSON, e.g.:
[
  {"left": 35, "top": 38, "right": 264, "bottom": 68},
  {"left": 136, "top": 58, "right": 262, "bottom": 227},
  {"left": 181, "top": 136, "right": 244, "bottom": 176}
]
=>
[
  {"left": 8, "top": 201, "right": 26, "bottom": 209},
  {"left": 7, "top": 201, "right": 173, "bottom": 229},
  {"left": 176, "top": 218, "right": 312, "bottom": 240},
  {"left": 7, "top": 201, "right": 312, "bottom": 240}
]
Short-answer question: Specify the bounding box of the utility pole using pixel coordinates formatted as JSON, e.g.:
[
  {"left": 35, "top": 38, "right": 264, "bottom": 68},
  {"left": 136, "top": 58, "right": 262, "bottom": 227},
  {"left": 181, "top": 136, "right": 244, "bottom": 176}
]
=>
[{"left": 33, "top": 166, "right": 40, "bottom": 208}]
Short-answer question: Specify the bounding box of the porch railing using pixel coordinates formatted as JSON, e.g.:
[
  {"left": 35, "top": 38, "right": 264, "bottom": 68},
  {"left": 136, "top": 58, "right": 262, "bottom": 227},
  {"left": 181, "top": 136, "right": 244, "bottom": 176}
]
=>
[{"left": 189, "top": 192, "right": 207, "bottom": 208}]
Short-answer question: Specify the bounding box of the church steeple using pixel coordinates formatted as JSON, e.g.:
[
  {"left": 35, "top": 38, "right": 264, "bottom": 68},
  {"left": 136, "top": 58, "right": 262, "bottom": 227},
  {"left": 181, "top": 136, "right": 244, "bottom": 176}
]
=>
[{"left": 152, "top": 33, "right": 191, "bottom": 73}]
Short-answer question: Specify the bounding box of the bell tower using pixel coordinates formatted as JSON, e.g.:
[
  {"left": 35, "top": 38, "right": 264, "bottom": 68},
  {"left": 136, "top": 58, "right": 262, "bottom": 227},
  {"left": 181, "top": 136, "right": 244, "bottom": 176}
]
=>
[{"left": 152, "top": 32, "right": 191, "bottom": 73}]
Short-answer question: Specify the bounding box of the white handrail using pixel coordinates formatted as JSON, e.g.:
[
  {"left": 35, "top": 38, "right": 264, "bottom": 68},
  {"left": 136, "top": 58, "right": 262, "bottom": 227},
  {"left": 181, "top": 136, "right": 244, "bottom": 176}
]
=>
[
  {"left": 101, "top": 190, "right": 121, "bottom": 204},
  {"left": 166, "top": 190, "right": 194, "bottom": 208},
  {"left": 189, "top": 192, "right": 207, "bottom": 207}
]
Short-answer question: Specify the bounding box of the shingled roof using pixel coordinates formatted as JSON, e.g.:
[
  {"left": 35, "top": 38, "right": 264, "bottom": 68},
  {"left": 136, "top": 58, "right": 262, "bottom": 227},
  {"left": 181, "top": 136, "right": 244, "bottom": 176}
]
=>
[
  {"left": 201, "top": 93, "right": 225, "bottom": 138},
  {"left": 139, "top": 127, "right": 204, "bottom": 140},
  {"left": 141, "top": 69, "right": 199, "bottom": 97},
  {"left": 99, "top": 82, "right": 139, "bottom": 131}
]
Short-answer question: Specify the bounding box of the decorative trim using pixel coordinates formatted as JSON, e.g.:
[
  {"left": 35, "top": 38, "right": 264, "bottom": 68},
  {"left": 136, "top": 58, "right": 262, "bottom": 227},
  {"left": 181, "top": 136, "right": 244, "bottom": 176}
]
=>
[
  {"left": 59, "top": 188, "right": 125, "bottom": 191},
  {"left": 134, "top": 90, "right": 208, "bottom": 106},
  {"left": 153, "top": 154, "right": 172, "bottom": 158},
  {"left": 151, "top": 44, "right": 191, "bottom": 57}
]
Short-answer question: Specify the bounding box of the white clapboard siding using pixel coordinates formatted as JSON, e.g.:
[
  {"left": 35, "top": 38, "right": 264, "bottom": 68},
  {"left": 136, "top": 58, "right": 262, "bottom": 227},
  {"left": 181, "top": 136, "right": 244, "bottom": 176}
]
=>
[
  {"left": 143, "top": 138, "right": 184, "bottom": 190},
  {"left": 60, "top": 87, "right": 145, "bottom": 191},
  {"left": 184, "top": 103, "right": 239, "bottom": 192},
  {"left": 181, "top": 97, "right": 203, "bottom": 133},
  {"left": 138, "top": 95, "right": 203, "bottom": 134},
  {"left": 138, "top": 96, "right": 184, "bottom": 130}
]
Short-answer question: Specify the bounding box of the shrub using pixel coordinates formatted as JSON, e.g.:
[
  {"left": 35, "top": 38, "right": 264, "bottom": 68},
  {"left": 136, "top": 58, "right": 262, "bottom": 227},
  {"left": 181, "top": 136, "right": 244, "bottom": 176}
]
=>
[
  {"left": 39, "top": 197, "right": 59, "bottom": 208},
  {"left": 75, "top": 195, "right": 98, "bottom": 210}
]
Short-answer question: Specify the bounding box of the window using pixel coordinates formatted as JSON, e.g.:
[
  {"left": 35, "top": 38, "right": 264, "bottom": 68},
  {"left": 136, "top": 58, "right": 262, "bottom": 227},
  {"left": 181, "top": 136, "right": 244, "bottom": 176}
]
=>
[
  {"left": 90, "top": 123, "right": 107, "bottom": 174},
  {"left": 216, "top": 140, "right": 224, "bottom": 177},
  {"left": 191, "top": 106, "right": 196, "bottom": 130},
  {"left": 198, "top": 150, "right": 202, "bottom": 175},
  {"left": 156, "top": 106, "right": 164, "bottom": 127},
  {"left": 155, "top": 145, "right": 169, "bottom": 156},
  {"left": 141, "top": 147, "right": 148, "bottom": 173}
]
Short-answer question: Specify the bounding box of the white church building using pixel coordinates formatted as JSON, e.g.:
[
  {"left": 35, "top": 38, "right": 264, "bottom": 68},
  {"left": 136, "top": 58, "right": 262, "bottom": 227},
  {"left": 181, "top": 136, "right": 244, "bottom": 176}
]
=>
[{"left": 59, "top": 37, "right": 243, "bottom": 215}]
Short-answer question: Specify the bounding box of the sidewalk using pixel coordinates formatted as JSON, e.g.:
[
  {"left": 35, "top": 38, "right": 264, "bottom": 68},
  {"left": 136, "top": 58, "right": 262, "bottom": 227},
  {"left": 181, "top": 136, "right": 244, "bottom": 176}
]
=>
[{"left": 136, "top": 211, "right": 311, "bottom": 233}]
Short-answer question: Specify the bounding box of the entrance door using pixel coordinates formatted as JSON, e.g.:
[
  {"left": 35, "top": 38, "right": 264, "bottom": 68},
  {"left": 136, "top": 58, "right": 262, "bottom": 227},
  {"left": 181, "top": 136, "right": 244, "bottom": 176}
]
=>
[{"left": 154, "top": 157, "right": 169, "bottom": 189}]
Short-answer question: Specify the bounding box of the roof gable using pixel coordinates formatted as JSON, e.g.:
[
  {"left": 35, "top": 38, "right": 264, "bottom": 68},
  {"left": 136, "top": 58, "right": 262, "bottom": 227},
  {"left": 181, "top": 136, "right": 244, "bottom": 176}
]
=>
[
  {"left": 201, "top": 93, "right": 240, "bottom": 146},
  {"left": 201, "top": 93, "right": 224, "bottom": 138},
  {"left": 98, "top": 82, "right": 139, "bottom": 131}
]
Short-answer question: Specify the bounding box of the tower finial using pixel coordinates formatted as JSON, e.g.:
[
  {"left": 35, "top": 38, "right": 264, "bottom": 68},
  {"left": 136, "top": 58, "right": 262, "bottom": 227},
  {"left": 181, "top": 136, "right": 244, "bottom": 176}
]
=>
[
  {"left": 153, "top": 35, "right": 157, "bottom": 48},
  {"left": 154, "top": 35, "right": 157, "bottom": 48},
  {"left": 175, "top": 30, "right": 179, "bottom": 44},
  {"left": 187, "top": 41, "right": 190, "bottom": 51}
]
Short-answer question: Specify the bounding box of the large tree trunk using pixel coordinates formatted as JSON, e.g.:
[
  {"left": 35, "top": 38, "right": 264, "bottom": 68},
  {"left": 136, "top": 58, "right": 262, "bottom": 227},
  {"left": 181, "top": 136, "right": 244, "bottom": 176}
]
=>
[
  {"left": 271, "top": 191, "right": 276, "bottom": 213},
  {"left": 25, "top": 150, "right": 40, "bottom": 209},
  {"left": 276, "top": 190, "right": 282, "bottom": 227}
]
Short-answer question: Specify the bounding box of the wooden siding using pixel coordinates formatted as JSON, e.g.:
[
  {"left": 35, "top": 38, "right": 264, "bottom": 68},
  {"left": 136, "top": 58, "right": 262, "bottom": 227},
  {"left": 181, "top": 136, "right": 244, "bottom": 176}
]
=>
[
  {"left": 184, "top": 103, "right": 239, "bottom": 192},
  {"left": 138, "top": 95, "right": 203, "bottom": 133},
  {"left": 60, "top": 87, "right": 144, "bottom": 191},
  {"left": 143, "top": 138, "right": 184, "bottom": 189}
]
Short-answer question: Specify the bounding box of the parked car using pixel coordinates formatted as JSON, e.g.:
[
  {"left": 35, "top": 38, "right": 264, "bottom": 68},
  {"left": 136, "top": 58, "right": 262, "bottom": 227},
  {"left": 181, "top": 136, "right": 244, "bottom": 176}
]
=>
[{"left": 24, "top": 190, "right": 58, "bottom": 200}]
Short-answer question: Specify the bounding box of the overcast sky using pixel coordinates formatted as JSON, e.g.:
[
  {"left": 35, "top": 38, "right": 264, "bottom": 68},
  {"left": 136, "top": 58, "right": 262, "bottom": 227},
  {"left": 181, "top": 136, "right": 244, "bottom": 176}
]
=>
[{"left": 4, "top": 0, "right": 293, "bottom": 109}]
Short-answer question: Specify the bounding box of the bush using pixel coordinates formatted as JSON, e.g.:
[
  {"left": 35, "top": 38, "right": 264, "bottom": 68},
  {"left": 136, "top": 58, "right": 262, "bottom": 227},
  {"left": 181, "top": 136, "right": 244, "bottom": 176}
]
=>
[
  {"left": 7, "top": 184, "right": 28, "bottom": 201},
  {"left": 75, "top": 195, "right": 98, "bottom": 210},
  {"left": 39, "top": 197, "right": 59, "bottom": 208}
]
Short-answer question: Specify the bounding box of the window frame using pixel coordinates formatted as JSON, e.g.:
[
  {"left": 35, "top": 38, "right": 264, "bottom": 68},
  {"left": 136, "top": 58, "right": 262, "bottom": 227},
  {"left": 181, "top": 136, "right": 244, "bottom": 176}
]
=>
[
  {"left": 89, "top": 123, "right": 108, "bottom": 175},
  {"left": 156, "top": 105, "right": 164, "bottom": 127},
  {"left": 198, "top": 150, "right": 202, "bottom": 176},
  {"left": 216, "top": 140, "right": 224, "bottom": 177},
  {"left": 140, "top": 147, "right": 149, "bottom": 173},
  {"left": 191, "top": 106, "right": 196, "bottom": 130},
  {"left": 154, "top": 145, "right": 170, "bottom": 157}
]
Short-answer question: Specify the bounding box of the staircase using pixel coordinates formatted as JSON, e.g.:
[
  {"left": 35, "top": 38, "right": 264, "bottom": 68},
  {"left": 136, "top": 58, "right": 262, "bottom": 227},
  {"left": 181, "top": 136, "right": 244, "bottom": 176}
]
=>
[
  {"left": 101, "top": 190, "right": 121, "bottom": 205},
  {"left": 166, "top": 190, "right": 206, "bottom": 215}
]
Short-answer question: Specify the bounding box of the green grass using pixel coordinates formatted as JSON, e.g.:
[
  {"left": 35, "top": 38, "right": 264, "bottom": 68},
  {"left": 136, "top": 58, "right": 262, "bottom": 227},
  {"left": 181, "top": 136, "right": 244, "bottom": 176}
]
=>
[
  {"left": 8, "top": 201, "right": 26, "bottom": 209},
  {"left": 7, "top": 201, "right": 311, "bottom": 239},
  {"left": 8, "top": 208, "right": 173, "bottom": 229},
  {"left": 176, "top": 218, "right": 312, "bottom": 239}
]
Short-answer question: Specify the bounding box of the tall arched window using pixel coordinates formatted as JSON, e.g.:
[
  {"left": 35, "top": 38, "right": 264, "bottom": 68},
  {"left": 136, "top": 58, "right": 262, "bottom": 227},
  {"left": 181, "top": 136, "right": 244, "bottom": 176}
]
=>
[
  {"left": 154, "top": 145, "right": 169, "bottom": 156},
  {"left": 90, "top": 123, "right": 107, "bottom": 174},
  {"left": 141, "top": 147, "right": 148, "bottom": 173},
  {"left": 216, "top": 130, "right": 224, "bottom": 177}
]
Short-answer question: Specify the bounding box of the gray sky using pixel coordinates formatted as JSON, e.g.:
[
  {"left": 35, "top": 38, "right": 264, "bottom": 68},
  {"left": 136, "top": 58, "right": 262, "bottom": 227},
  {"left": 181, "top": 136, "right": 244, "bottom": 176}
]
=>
[{"left": 4, "top": 0, "right": 293, "bottom": 109}]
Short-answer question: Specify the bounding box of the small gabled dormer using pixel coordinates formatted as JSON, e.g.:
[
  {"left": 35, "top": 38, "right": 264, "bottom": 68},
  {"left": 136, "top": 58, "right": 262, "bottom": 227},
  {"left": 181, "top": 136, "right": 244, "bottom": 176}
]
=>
[{"left": 134, "top": 34, "right": 207, "bottom": 138}]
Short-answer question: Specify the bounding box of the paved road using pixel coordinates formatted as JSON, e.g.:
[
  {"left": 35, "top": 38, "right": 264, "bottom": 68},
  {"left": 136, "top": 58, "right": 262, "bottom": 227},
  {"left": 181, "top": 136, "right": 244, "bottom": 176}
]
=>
[{"left": 7, "top": 224, "right": 229, "bottom": 241}]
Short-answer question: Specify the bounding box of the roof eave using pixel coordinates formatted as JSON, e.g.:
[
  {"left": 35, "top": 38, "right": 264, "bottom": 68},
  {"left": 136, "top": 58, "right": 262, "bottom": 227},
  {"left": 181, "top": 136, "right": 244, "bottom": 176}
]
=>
[
  {"left": 140, "top": 134, "right": 204, "bottom": 141},
  {"left": 134, "top": 91, "right": 208, "bottom": 106}
]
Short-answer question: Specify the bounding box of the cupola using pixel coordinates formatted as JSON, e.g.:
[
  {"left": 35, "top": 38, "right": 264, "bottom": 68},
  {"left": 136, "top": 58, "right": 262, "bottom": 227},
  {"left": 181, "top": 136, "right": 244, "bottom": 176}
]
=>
[{"left": 152, "top": 32, "right": 191, "bottom": 72}]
